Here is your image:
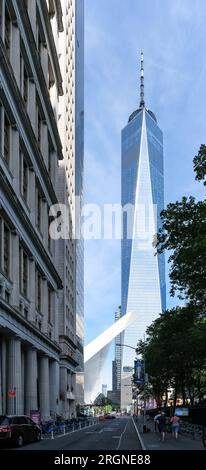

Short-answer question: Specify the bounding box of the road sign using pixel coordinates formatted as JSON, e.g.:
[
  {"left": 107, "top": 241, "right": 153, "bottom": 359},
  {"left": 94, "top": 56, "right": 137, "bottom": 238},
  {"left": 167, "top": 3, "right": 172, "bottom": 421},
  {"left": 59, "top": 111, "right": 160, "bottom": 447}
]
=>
[
  {"left": 134, "top": 359, "right": 144, "bottom": 384},
  {"left": 30, "top": 410, "right": 41, "bottom": 425},
  {"left": 8, "top": 389, "right": 16, "bottom": 398}
]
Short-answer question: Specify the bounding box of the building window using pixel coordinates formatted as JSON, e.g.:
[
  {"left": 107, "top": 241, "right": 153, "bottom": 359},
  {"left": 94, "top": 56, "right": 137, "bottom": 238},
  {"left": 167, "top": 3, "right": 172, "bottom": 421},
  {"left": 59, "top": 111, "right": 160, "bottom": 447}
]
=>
[
  {"left": 48, "top": 140, "right": 53, "bottom": 180},
  {"left": 23, "top": 156, "right": 28, "bottom": 201},
  {"left": 48, "top": 0, "right": 55, "bottom": 18},
  {"left": 23, "top": 0, "right": 28, "bottom": 9},
  {"left": 48, "top": 205, "right": 51, "bottom": 252},
  {"left": 4, "top": 5, "right": 11, "bottom": 57},
  {"left": 19, "top": 246, "right": 28, "bottom": 297},
  {"left": 23, "top": 251, "right": 28, "bottom": 296},
  {"left": 4, "top": 113, "right": 10, "bottom": 164},
  {"left": 3, "top": 223, "right": 10, "bottom": 277},
  {"left": 23, "top": 65, "right": 29, "bottom": 104},
  {"left": 48, "top": 286, "right": 52, "bottom": 324},
  {"left": 37, "top": 110, "right": 41, "bottom": 149},
  {"left": 36, "top": 270, "right": 41, "bottom": 312},
  {"left": 24, "top": 307, "right": 28, "bottom": 319},
  {"left": 5, "top": 290, "right": 10, "bottom": 304},
  {"left": 37, "top": 28, "right": 43, "bottom": 61},
  {"left": 20, "top": 54, "right": 29, "bottom": 106},
  {"left": 36, "top": 187, "right": 42, "bottom": 231},
  {"left": 20, "top": 150, "right": 29, "bottom": 203},
  {"left": 48, "top": 57, "right": 55, "bottom": 92}
]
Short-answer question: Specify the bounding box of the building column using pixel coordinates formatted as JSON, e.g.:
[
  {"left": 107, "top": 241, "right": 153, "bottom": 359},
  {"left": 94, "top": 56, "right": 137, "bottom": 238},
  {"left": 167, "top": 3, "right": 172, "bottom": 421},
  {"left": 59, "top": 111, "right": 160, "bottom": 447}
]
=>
[
  {"left": 60, "top": 366, "right": 67, "bottom": 418},
  {"left": 7, "top": 337, "right": 22, "bottom": 414},
  {"left": 49, "top": 360, "right": 59, "bottom": 419},
  {"left": 25, "top": 348, "right": 38, "bottom": 415},
  {"left": 39, "top": 355, "right": 50, "bottom": 421}
]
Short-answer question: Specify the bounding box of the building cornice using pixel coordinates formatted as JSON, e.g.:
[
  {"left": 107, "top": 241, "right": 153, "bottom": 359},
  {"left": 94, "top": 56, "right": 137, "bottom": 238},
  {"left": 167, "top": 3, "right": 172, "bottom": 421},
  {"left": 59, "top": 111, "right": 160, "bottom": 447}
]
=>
[
  {"left": 0, "top": 169, "right": 63, "bottom": 289},
  {"left": 0, "top": 298, "right": 61, "bottom": 354},
  {"left": 60, "top": 354, "right": 79, "bottom": 368},
  {"left": 60, "top": 334, "right": 78, "bottom": 350},
  {"left": 0, "top": 41, "right": 61, "bottom": 206}
]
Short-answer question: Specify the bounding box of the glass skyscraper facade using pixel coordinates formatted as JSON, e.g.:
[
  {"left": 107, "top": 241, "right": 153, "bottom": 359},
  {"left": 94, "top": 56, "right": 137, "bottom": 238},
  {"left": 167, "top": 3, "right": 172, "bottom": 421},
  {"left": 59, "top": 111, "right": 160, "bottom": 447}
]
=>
[{"left": 121, "top": 55, "right": 166, "bottom": 409}]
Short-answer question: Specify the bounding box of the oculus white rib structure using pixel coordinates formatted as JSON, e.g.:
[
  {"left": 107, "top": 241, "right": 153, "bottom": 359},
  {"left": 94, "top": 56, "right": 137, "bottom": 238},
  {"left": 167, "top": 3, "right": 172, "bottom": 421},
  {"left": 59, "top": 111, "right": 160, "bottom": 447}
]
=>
[{"left": 84, "top": 310, "right": 136, "bottom": 404}]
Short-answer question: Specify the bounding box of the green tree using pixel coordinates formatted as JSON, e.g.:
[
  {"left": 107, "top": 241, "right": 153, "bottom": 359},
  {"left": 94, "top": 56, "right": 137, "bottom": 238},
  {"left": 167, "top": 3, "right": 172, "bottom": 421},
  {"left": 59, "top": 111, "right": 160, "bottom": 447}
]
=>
[
  {"left": 156, "top": 145, "right": 206, "bottom": 310},
  {"left": 136, "top": 307, "right": 206, "bottom": 405}
]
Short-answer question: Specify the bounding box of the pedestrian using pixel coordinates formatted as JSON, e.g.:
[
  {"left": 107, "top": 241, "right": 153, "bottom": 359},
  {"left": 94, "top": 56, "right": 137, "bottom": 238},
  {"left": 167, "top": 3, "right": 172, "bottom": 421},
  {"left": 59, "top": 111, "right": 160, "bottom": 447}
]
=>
[
  {"left": 157, "top": 411, "right": 167, "bottom": 441},
  {"left": 170, "top": 414, "right": 180, "bottom": 439},
  {"left": 154, "top": 411, "right": 161, "bottom": 432}
]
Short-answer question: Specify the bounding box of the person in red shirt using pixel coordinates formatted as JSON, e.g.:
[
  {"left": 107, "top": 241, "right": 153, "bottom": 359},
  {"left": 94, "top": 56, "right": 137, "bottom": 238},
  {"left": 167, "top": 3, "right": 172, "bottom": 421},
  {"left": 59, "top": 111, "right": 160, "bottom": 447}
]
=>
[{"left": 170, "top": 414, "right": 180, "bottom": 439}]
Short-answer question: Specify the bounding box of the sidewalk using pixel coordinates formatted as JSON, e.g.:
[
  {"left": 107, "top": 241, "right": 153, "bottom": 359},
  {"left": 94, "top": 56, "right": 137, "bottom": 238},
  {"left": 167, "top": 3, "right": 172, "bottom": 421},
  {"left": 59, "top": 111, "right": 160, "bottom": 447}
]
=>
[{"left": 135, "top": 416, "right": 205, "bottom": 450}]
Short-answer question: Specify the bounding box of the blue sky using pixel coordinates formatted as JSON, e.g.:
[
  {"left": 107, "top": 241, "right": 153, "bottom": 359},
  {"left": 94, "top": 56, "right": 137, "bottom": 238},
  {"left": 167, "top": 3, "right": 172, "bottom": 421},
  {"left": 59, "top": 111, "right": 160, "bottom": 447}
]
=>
[{"left": 84, "top": 0, "right": 206, "bottom": 385}]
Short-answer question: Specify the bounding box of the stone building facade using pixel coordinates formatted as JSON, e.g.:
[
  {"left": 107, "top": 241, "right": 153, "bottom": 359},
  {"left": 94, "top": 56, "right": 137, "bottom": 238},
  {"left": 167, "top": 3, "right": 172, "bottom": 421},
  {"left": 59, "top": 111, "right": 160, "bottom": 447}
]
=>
[{"left": 0, "top": 0, "right": 84, "bottom": 420}]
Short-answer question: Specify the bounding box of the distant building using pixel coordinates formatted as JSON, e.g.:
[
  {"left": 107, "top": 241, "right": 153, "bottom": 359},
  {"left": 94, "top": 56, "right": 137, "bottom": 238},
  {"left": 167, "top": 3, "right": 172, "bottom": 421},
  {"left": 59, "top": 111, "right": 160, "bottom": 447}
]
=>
[
  {"left": 121, "top": 54, "right": 166, "bottom": 410},
  {"left": 112, "top": 306, "right": 121, "bottom": 406},
  {"left": 107, "top": 390, "right": 119, "bottom": 405},
  {"left": 102, "top": 384, "right": 107, "bottom": 398}
]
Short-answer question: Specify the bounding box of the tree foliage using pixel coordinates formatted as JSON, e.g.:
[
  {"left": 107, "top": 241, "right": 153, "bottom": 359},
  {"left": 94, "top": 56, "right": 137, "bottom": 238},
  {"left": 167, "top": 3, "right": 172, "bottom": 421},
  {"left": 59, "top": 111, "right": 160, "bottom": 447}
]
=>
[
  {"left": 193, "top": 144, "right": 206, "bottom": 185},
  {"left": 134, "top": 146, "right": 206, "bottom": 405},
  {"left": 156, "top": 145, "right": 206, "bottom": 310},
  {"left": 136, "top": 306, "right": 206, "bottom": 405}
]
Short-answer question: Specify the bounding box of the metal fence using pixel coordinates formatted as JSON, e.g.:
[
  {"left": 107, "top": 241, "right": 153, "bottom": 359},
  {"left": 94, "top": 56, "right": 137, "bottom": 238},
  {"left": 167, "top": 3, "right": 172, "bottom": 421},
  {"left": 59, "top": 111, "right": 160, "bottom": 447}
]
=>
[{"left": 41, "top": 418, "right": 97, "bottom": 440}]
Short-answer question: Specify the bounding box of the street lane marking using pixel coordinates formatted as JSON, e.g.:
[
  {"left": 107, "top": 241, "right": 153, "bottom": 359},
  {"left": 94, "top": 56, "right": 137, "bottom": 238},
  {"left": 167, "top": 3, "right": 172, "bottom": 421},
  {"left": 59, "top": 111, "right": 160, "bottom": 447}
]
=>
[
  {"left": 116, "top": 421, "right": 128, "bottom": 450},
  {"left": 85, "top": 429, "right": 103, "bottom": 434},
  {"left": 103, "top": 428, "right": 118, "bottom": 432},
  {"left": 132, "top": 418, "right": 146, "bottom": 450}
]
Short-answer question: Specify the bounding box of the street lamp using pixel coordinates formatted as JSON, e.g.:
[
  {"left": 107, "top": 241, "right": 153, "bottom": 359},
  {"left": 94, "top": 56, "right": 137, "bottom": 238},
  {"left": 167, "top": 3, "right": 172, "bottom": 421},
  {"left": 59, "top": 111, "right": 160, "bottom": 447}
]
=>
[
  {"left": 117, "top": 342, "right": 147, "bottom": 429},
  {"left": 116, "top": 343, "right": 139, "bottom": 417},
  {"left": 116, "top": 343, "right": 137, "bottom": 351}
]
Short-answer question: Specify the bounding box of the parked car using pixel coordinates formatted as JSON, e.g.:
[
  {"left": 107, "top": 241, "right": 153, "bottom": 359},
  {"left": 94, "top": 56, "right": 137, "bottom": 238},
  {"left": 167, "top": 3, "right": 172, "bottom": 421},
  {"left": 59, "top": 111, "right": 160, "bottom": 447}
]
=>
[
  {"left": 0, "top": 415, "right": 41, "bottom": 447},
  {"left": 98, "top": 415, "right": 105, "bottom": 421},
  {"left": 104, "top": 413, "right": 116, "bottom": 419}
]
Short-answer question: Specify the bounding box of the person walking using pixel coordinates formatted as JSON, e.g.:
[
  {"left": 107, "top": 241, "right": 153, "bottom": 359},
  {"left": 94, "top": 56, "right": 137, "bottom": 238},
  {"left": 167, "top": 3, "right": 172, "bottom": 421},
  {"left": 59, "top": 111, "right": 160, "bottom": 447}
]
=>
[
  {"left": 170, "top": 414, "right": 180, "bottom": 439},
  {"left": 157, "top": 411, "right": 167, "bottom": 442},
  {"left": 154, "top": 411, "right": 161, "bottom": 432}
]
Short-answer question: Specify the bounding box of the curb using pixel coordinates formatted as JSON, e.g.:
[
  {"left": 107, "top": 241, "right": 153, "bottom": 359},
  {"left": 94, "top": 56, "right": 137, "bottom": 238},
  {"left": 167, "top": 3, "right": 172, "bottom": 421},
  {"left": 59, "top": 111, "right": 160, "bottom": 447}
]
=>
[{"left": 132, "top": 418, "right": 146, "bottom": 450}]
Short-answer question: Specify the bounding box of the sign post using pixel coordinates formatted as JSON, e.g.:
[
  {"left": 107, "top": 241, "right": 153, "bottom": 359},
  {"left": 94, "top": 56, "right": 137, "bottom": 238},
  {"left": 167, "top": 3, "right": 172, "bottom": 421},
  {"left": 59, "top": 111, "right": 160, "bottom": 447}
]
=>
[{"left": 8, "top": 388, "right": 17, "bottom": 414}]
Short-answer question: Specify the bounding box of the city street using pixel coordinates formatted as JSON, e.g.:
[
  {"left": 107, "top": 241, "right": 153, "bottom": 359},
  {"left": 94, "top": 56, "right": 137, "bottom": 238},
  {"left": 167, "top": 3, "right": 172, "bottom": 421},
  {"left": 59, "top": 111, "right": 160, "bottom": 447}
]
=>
[{"left": 14, "top": 417, "right": 141, "bottom": 451}]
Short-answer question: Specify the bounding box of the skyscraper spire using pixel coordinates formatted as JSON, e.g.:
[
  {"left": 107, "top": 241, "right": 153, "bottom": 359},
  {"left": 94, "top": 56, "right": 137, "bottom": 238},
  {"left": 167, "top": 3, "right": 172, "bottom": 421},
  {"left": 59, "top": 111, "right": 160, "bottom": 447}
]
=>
[{"left": 139, "top": 51, "right": 145, "bottom": 108}]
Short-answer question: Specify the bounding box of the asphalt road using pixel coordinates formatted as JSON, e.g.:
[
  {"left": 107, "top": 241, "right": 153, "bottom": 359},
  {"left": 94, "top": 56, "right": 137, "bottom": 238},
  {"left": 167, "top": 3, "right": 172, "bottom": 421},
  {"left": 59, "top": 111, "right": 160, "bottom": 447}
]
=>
[{"left": 16, "top": 417, "right": 142, "bottom": 451}]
